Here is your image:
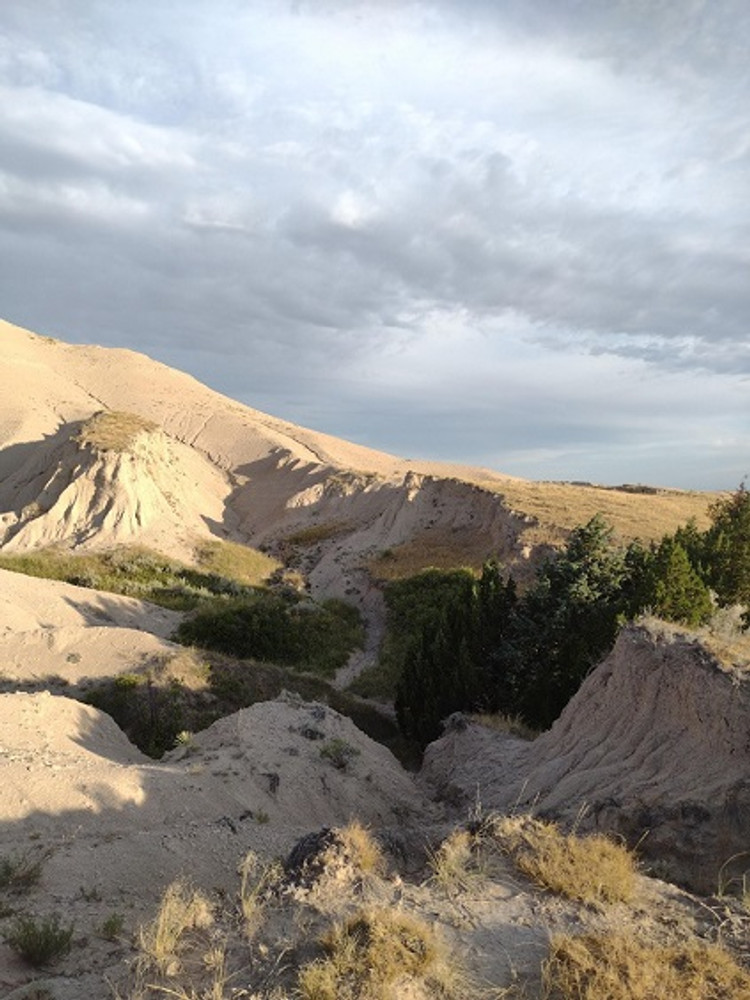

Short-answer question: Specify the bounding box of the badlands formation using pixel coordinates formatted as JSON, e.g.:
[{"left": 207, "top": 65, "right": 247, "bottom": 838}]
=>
[{"left": 0, "top": 320, "right": 748, "bottom": 998}]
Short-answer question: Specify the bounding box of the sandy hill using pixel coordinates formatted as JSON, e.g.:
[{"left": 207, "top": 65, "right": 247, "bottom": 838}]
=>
[
  {"left": 1, "top": 629, "right": 749, "bottom": 998},
  {"left": 0, "top": 319, "right": 717, "bottom": 600}
]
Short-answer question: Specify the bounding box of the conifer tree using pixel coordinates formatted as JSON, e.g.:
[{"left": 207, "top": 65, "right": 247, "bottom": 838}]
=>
[
  {"left": 647, "top": 537, "right": 713, "bottom": 626},
  {"left": 703, "top": 484, "right": 750, "bottom": 614}
]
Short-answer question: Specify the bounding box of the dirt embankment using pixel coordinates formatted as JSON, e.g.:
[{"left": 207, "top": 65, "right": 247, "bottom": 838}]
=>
[{"left": 422, "top": 623, "right": 750, "bottom": 892}]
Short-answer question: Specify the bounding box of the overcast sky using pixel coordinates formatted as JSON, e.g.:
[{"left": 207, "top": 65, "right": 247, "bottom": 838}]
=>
[{"left": 1, "top": 1, "right": 748, "bottom": 489}]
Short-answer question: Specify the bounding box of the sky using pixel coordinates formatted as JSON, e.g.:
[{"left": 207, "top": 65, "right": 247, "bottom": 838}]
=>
[{"left": 0, "top": 0, "right": 748, "bottom": 490}]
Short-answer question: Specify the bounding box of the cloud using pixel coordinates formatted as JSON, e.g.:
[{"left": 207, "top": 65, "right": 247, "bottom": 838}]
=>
[{"left": 0, "top": 0, "right": 747, "bottom": 488}]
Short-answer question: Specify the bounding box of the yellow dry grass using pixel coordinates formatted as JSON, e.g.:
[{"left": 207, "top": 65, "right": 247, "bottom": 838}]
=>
[
  {"left": 368, "top": 480, "right": 718, "bottom": 583},
  {"left": 284, "top": 520, "right": 354, "bottom": 547},
  {"left": 137, "top": 880, "right": 213, "bottom": 978},
  {"left": 368, "top": 530, "right": 489, "bottom": 582},
  {"left": 476, "top": 477, "right": 718, "bottom": 545},
  {"left": 334, "top": 820, "right": 387, "bottom": 878},
  {"left": 469, "top": 713, "right": 539, "bottom": 741},
  {"left": 637, "top": 614, "right": 750, "bottom": 674},
  {"left": 427, "top": 828, "right": 485, "bottom": 898},
  {"left": 298, "top": 906, "right": 465, "bottom": 1000},
  {"left": 543, "top": 932, "right": 750, "bottom": 1000},
  {"left": 490, "top": 815, "right": 637, "bottom": 905},
  {"left": 193, "top": 537, "right": 281, "bottom": 586},
  {"left": 76, "top": 410, "right": 158, "bottom": 452},
  {"left": 238, "top": 851, "right": 282, "bottom": 938}
]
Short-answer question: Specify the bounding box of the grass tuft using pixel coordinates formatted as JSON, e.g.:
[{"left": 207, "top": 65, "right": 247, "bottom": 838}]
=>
[
  {"left": 238, "top": 851, "right": 282, "bottom": 938},
  {"left": 320, "top": 738, "right": 361, "bottom": 771},
  {"left": 490, "top": 815, "right": 637, "bottom": 905},
  {"left": 75, "top": 410, "right": 158, "bottom": 452},
  {"left": 298, "top": 906, "right": 461, "bottom": 1000},
  {"left": 469, "top": 712, "right": 539, "bottom": 741},
  {"left": 5, "top": 912, "right": 74, "bottom": 966},
  {"left": 427, "top": 829, "right": 484, "bottom": 897},
  {"left": 0, "top": 850, "right": 47, "bottom": 892},
  {"left": 334, "top": 821, "right": 386, "bottom": 879},
  {"left": 137, "top": 880, "right": 213, "bottom": 978},
  {"left": 543, "top": 932, "right": 750, "bottom": 1000}
]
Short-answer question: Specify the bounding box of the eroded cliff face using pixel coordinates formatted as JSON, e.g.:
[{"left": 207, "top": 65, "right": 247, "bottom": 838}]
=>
[
  {"left": 422, "top": 623, "right": 750, "bottom": 892},
  {"left": 0, "top": 417, "right": 231, "bottom": 560}
]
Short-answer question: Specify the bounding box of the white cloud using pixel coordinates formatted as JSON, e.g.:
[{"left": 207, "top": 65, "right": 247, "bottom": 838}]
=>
[{"left": 0, "top": 0, "right": 747, "bottom": 488}]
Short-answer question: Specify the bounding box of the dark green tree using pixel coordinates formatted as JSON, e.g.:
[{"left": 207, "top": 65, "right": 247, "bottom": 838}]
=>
[
  {"left": 644, "top": 537, "right": 713, "bottom": 626},
  {"left": 513, "top": 514, "right": 627, "bottom": 729},
  {"left": 703, "top": 484, "right": 750, "bottom": 615}
]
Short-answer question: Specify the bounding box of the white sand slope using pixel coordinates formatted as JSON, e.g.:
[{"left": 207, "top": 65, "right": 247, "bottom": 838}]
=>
[
  {"left": 0, "top": 415, "right": 232, "bottom": 558},
  {"left": 0, "top": 567, "right": 181, "bottom": 685},
  {"left": 0, "top": 319, "right": 542, "bottom": 663}
]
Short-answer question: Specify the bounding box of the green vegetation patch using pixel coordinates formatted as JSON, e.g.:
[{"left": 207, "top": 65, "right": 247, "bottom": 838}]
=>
[
  {"left": 5, "top": 913, "right": 74, "bottom": 967},
  {"left": 350, "top": 568, "right": 475, "bottom": 701},
  {"left": 82, "top": 645, "right": 415, "bottom": 764},
  {"left": 0, "top": 544, "right": 271, "bottom": 610},
  {"left": 175, "top": 593, "right": 363, "bottom": 678}
]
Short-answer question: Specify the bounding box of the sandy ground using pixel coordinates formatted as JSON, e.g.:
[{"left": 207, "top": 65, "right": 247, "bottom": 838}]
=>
[
  {"left": 0, "top": 568, "right": 180, "bottom": 687},
  {"left": 0, "top": 689, "right": 440, "bottom": 997}
]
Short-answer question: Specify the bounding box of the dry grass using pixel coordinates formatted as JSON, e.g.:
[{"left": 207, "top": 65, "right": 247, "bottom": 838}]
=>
[
  {"left": 427, "top": 829, "right": 485, "bottom": 897},
  {"left": 636, "top": 614, "right": 750, "bottom": 674},
  {"left": 368, "top": 531, "right": 489, "bottom": 582},
  {"left": 193, "top": 538, "right": 281, "bottom": 587},
  {"left": 334, "top": 820, "right": 387, "bottom": 878},
  {"left": 150, "top": 647, "right": 211, "bottom": 691},
  {"left": 137, "top": 880, "right": 214, "bottom": 977},
  {"left": 297, "top": 906, "right": 465, "bottom": 1000},
  {"left": 238, "top": 851, "right": 282, "bottom": 938},
  {"left": 543, "top": 932, "right": 750, "bottom": 1000},
  {"left": 469, "top": 713, "right": 539, "bottom": 741},
  {"left": 283, "top": 521, "right": 354, "bottom": 547},
  {"left": 475, "top": 477, "right": 718, "bottom": 545},
  {"left": 490, "top": 816, "right": 637, "bottom": 905},
  {"left": 76, "top": 410, "right": 158, "bottom": 452}
]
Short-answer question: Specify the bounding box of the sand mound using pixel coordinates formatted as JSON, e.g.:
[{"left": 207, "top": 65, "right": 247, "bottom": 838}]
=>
[
  {"left": 0, "top": 690, "right": 433, "bottom": 995},
  {"left": 423, "top": 623, "right": 750, "bottom": 891},
  {"left": 0, "top": 567, "right": 181, "bottom": 685},
  {"left": 0, "top": 412, "right": 230, "bottom": 559}
]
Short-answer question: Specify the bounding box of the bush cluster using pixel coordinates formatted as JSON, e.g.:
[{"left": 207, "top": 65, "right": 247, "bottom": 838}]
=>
[{"left": 175, "top": 593, "right": 363, "bottom": 678}]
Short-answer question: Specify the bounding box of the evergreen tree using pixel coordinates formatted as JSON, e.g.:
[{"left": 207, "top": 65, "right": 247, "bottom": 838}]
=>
[
  {"left": 513, "top": 515, "right": 627, "bottom": 729},
  {"left": 646, "top": 537, "right": 713, "bottom": 626},
  {"left": 703, "top": 484, "right": 750, "bottom": 615}
]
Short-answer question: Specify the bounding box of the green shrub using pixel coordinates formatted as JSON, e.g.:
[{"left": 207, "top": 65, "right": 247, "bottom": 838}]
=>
[
  {"left": 100, "top": 911, "right": 125, "bottom": 940},
  {"left": 175, "top": 593, "right": 363, "bottom": 677},
  {"left": 5, "top": 913, "right": 74, "bottom": 966},
  {"left": 320, "top": 738, "right": 360, "bottom": 771},
  {"left": 0, "top": 851, "right": 46, "bottom": 892}
]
